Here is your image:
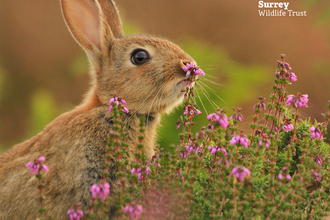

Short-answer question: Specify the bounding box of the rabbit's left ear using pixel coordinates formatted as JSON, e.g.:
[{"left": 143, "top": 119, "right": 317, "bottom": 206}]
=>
[{"left": 61, "top": 0, "right": 125, "bottom": 56}]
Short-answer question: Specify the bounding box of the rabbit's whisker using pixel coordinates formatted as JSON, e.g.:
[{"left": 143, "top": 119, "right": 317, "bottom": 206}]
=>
[
  {"left": 200, "top": 77, "right": 223, "bottom": 87},
  {"left": 198, "top": 84, "right": 218, "bottom": 110},
  {"left": 195, "top": 88, "right": 209, "bottom": 116},
  {"left": 199, "top": 81, "right": 228, "bottom": 107},
  {"left": 125, "top": 92, "right": 154, "bottom": 124},
  {"left": 157, "top": 89, "right": 166, "bottom": 114},
  {"left": 147, "top": 85, "right": 165, "bottom": 126},
  {"left": 203, "top": 74, "right": 223, "bottom": 79}
]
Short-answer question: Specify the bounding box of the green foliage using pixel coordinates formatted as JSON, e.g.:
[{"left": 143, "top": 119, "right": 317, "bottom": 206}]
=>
[
  {"left": 106, "top": 56, "right": 330, "bottom": 220},
  {"left": 27, "top": 90, "right": 60, "bottom": 137},
  {"left": 70, "top": 54, "right": 89, "bottom": 76}
]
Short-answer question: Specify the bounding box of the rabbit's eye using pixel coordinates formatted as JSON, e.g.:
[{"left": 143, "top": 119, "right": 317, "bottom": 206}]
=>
[{"left": 131, "top": 49, "right": 150, "bottom": 65}]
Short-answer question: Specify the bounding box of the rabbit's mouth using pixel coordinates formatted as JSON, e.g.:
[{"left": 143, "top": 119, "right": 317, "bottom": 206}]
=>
[{"left": 176, "top": 77, "right": 197, "bottom": 87}]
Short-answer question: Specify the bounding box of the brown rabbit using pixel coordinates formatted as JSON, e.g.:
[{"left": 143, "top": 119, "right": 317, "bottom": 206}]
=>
[{"left": 0, "top": 0, "right": 196, "bottom": 219}]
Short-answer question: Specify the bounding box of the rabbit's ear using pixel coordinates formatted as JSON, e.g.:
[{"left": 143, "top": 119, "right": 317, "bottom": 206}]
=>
[
  {"left": 60, "top": 0, "right": 124, "bottom": 55},
  {"left": 98, "top": 0, "right": 125, "bottom": 38}
]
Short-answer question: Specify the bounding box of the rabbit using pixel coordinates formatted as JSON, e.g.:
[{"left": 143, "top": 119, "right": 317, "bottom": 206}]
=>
[{"left": 0, "top": 0, "right": 196, "bottom": 219}]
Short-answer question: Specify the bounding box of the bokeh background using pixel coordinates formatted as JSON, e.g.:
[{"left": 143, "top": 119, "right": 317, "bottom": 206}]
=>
[{"left": 0, "top": 0, "right": 330, "bottom": 153}]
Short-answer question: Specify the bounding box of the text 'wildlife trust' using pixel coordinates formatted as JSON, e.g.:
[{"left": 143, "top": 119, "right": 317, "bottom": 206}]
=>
[{"left": 258, "top": 1, "right": 307, "bottom": 17}]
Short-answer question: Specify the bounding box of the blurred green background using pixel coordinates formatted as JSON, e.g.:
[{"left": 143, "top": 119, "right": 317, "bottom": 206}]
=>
[{"left": 0, "top": 0, "right": 330, "bottom": 153}]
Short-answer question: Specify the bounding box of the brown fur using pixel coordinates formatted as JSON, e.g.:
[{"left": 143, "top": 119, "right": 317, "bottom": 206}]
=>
[{"left": 0, "top": 0, "right": 195, "bottom": 219}]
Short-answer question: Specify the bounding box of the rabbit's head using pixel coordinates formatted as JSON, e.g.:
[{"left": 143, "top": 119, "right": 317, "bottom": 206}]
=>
[{"left": 61, "top": 0, "right": 195, "bottom": 114}]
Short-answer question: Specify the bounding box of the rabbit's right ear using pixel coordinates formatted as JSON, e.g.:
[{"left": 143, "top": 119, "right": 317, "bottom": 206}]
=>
[{"left": 60, "top": 0, "right": 125, "bottom": 58}]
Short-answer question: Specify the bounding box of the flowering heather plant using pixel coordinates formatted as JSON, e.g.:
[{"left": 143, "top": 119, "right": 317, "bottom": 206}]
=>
[
  {"left": 26, "top": 55, "right": 330, "bottom": 219},
  {"left": 25, "top": 156, "right": 49, "bottom": 220}
]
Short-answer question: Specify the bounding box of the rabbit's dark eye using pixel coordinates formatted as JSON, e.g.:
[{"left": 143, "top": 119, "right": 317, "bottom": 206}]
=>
[{"left": 131, "top": 49, "right": 150, "bottom": 65}]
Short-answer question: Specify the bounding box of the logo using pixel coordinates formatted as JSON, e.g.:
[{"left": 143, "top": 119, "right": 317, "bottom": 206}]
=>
[{"left": 258, "top": 1, "right": 307, "bottom": 17}]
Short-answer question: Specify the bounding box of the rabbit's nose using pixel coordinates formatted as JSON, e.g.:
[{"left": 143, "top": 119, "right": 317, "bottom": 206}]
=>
[{"left": 180, "top": 59, "right": 197, "bottom": 68}]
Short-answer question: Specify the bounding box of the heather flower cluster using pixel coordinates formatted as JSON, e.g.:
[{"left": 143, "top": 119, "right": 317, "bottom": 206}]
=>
[
  {"left": 311, "top": 126, "right": 323, "bottom": 140},
  {"left": 109, "top": 94, "right": 129, "bottom": 114},
  {"left": 282, "top": 117, "right": 294, "bottom": 132},
  {"left": 183, "top": 104, "right": 201, "bottom": 116},
  {"left": 230, "top": 166, "right": 251, "bottom": 182},
  {"left": 276, "top": 56, "right": 297, "bottom": 82},
  {"left": 131, "top": 165, "right": 151, "bottom": 181},
  {"left": 230, "top": 133, "right": 249, "bottom": 148},
  {"left": 123, "top": 203, "right": 143, "bottom": 219},
  {"left": 91, "top": 182, "right": 110, "bottom": 201},
  {"left": 25, "top": 55, "right": 330, "bottom": 220},
  {"left": 67, "top": 203, "right": 84, "bottom": 220},
  {"left": 182, "top": 62, "right": 205, "bottom": 77},
  {"left": 229, "top": 107, "right": 243, "bottom": 123},
  {"left": 278, "top": 167, "right": 292, "bottom": 181},
  {"left": 207, "top": 109, "right": 229, "bottom": 129},
  {"left": 286, "top": 93, "right": 309, "bottom": 108},
  {"left": 25, "top": 156, "right": 49, "bottom": 174}
]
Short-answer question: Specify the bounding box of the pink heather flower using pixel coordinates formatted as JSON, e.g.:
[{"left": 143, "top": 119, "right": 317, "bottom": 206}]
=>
[
  {"left": 289, "top": 73, "right": 297, "bottom": 82},
  {"left": 131, "top": 166, "right": 151, "bottom": 181},
  {"left": 279, "top": 167, "right": 291, "bottom": 181},
  {"left": 230, "top": 166, "right": 251, "bottom": 182},
  {"left": 230, "top": 133, "right": 249, "bottom": 148},
  {"left": 90, "top": 182, "right": 110, "bottom": 201},
  {"left": 109, "top": 97, "right": 120, "bottom": 106},
  {"left": 286, "top": 93, "right": 308, "bottom": 108},
  {"left": 174, "top": 171, "right": 185, "bottom": 180},
  {"left": 124, "top": 203, "right": 143, "bottom": 219},
  {"left": 282, "top": 117, "right": 294, "bottom": 132},
  {"left": 186, "top": 144, "right": 196, "bottom": 154},
  {"left": 208, "top": 146, "right": 227, "bottom": 156},
  {"left": 257, "top": 132, "right": 270, "bottom": 149},
  {"left": 277, "top": 60, "right": 291, "bottom": 70},
  {"left": 286, "top": 95, "right": 295, "bottom": 106},
  {"left": 282, "top": 124, "right": 294, "bottom": 132},
  {"left": 314, "top": 172, "right": 321, "bottom": 182},
  {"left": 183, "top": 105, "right": 201, "bottom": 116},
  {"left": 284, "top": 62, "right": 292, "bottom": 70},
  {"left": 217, "top": 158, "right": 230, "bottom": 168},
  {"left": 229, "top": 107, "right": 243, "bottom": 122},
  {"left": 120, "top": 99, "right": 127, "bottom": 105},
  {"left": 207, "top": 110, "right": 229, "bottom": 129},
  {"left": 38, "top": 156, "right": 45, "bottom": 162},
  {"left": 41, "top": 164, "right": 49, "bottom": 172},
  {"left": 181, "top": 152, "right": 187, "bottom": 159},
  {"left": 311, "top": 126, "right": 323, "bottom": 140},
  {"left": 315, "top": 155, "right": 322, "bottom": 167},
  {"left": 196, "top": 145, "right": 204, "bottom": 154},
  {"left": 122, "top": 107, "right": 129, "bottom": 114},
  {"left": 185, "top": 141, "right": 203, "bottom": 155},
  {"left": 109, "top": 94, "right": 129, "bottom": 114},
  {"left": 91, "top": 184, "right": 101, "bottom": 199},
  {"left": 259, "top": 138, "right": 270, "bottom": 149},
  {"left": 253, "top": 97, "right": 266, "bottom": 111},
  {"left": 176, "top": 121, "right": 181, "bottom": 130},
  {"left": 265, "top": 139, "right": 270, "bottom": 149},
  {"left": 207, "top": 113, "right": 219, "bottom": 121},
  {"left": 299, "top": 94, "right": 309, "bottom": 107},
  {"left": 25, "top": 156, "right": 49, "bottom": 174},
  {"left": 67, "top": 203, "right": 83, "bottom": 220},
  {"left": 182, "top": 62, "right": 205, "bottom": 77}
]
